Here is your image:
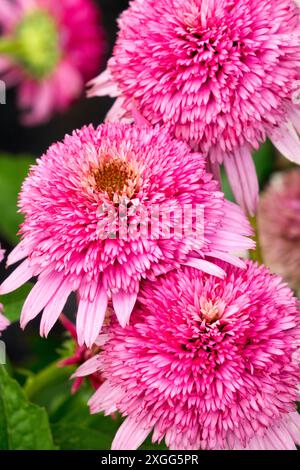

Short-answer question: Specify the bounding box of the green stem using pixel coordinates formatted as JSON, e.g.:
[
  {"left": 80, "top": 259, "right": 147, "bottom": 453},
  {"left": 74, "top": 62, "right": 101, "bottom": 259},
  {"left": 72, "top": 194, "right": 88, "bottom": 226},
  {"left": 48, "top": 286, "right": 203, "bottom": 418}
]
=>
[
  {"left": 249, "top": 216, "right": 263, "bottom": 265},
  {"left": 24, "top": 362, "right": 74, "bottom": 402}
]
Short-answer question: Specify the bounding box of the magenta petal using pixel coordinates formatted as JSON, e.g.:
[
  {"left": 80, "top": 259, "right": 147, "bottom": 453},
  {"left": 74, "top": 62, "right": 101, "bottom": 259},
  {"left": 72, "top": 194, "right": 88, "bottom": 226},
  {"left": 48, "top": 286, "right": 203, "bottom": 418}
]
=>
[{"left": 112, "top": 291, "right": 138, "bottom": 327}]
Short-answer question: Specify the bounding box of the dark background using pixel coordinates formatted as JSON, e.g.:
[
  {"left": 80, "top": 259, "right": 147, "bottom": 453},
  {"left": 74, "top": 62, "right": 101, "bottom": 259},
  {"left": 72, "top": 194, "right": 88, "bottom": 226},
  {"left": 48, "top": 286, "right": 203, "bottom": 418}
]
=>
[{"left": 0, "top": 0, "right": 129, "bottom": 371}]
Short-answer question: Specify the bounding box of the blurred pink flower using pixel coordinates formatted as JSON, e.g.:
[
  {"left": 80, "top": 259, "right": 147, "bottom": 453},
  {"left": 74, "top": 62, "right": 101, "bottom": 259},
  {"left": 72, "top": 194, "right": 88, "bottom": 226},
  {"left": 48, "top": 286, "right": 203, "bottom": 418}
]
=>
[
  {"left": 0, "top": 246, "right": 9, "bottom": 333},
  {"left": 0, "top": 0, "right": 105, "bottom": 125},
  {"left": 90, "top": 0, "right": 300, "bottom": 215},
  {"left": 0, "top": 123, "right": 253, "bottom": 347},
  {"left": 76, "top": 262, "right": 300, "bottom": 450},
  {"left": 258, "top": 169, "right": 300, "bottom": 294}
]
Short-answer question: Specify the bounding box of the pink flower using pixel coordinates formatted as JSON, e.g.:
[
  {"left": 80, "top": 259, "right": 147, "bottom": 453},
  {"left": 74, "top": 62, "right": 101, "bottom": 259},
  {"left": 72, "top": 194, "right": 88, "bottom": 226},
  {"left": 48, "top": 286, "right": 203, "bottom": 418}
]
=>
[
  {"left": 59, "top": 314, "right": 104, "bottom": 394},
  {"left": 75, "top": 262, "right": 300, "bottom": 450},
  {"left": 0, "top": 246, "right": 9, "bottom": 333},
  {"left": 0, "top": 123, "right": 253, "bottom": 347},
  {"left": 0, "top": 0, "right": 105, "bottom": 125},
  {"left": 90, "top": 0, "right": 300, "bottom": 215},
  {"left": 258, "top": 169, "right": 300, "bottom": 294}
]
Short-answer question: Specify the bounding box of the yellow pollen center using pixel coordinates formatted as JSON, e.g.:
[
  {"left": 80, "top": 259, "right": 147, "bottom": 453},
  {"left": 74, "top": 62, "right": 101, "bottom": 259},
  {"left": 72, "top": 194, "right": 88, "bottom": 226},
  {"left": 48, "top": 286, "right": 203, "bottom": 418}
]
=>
[
  {"left": 200, "top": 298, "right": 221, "bottom": 324},
  {"left": 92, "top": 158, "right": 140, "bottom": 201}
]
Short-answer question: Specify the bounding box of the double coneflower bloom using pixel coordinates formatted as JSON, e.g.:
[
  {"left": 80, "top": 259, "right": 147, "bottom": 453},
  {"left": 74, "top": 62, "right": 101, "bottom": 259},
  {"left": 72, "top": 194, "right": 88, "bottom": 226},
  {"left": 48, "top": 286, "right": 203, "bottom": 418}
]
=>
[{"left": 90, "top": 0, "right": 300, "bottom": 215}]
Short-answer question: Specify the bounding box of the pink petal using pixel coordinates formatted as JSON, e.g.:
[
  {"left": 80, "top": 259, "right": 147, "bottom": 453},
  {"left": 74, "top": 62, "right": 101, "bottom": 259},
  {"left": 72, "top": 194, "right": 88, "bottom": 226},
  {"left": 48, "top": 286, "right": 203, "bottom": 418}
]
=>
[
  {"left": 184, "top": 258, "right": 226, "bottom": 278},
  {"left": 112, "top": 417, "right": 152, "bottom": 450},
  {"left": 269, "top": 120, "right": 300, "bottom": 164},
  {"left": 73, "top": 355, "right": 101, "bottom": 378},
  {"left": 224, "top": 146, "right": 259, "bottom": 216},
  {"left": 112, "top": 291, "right": 138, "bottom": 328},
  {"left": 105, "top": 96, "right": 132, "bottom": 123},
  {"left": 88, "top": 381, "right": 121, "bottom": 415},
  {"left": 0, "top": 259, "right": 35, "bottom": 295},
  {"left": 206, "top": 251, "right": 246, "bottom": 269},
  {"left": 39, "top": 280, "right": 73, "bottom": 337},
  {"left": 87, "top": 65, "right": 119, "bottom": 98},
  {"left": 20, "top": 272, "right": 64, "bottom": 329},
  {"left": 6, "top": 240, "right": 33, "bottom": 267},
  {"left": 76, "top": 285, "right": 108, "bottom": 348}
]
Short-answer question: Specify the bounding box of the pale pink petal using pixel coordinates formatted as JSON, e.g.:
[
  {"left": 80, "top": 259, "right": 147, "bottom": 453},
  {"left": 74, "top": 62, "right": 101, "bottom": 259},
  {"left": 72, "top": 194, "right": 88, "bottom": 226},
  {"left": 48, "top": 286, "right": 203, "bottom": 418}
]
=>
[
  {"left": 224, "top": 146, "right": 259, "bottom": 216},
  {"left": 39, "top": 280, "right": 73, "bottom": 337},
  {"left": 6, "top": 240, "right": 33, "bottom": 267},
  {"left": 289, "top": 107, "right": 300, "bottom": 134},
  {"left": 269, "top": 121, "right": 300, "bottom": 164},
  {"left": 88, "top": 381, "right": 121, "bottom": 415},
  {"left": 19, "top": 80, "right": 55, "bottom": 126},
  {"left": 112, "top": 417, "right": 152, "bottom": 450},
  {"left": 20, "top": 271, "right": 64, "bottom": 329},
  {"left": 0, "top": 259, "right": 35, "bottom": 295},
  {"left": 184, "top": 258, "right": 226, "bottom": 278},
  {"left": 112, "top": 291, "right": 138, "bottom": 328},
  {"left": 73, "top": 355, "right": 101, "bottom": 378},
  {"left": 206, "top": 251, "right": 246, "bottom": 269},
  {"left": 76, "top": 285, "right": 108, "bottom": 348},
  {"left": 105, "top": 96, "right": 132, "bottom": 123},
  {"left": 88, "top": 65, "right": 119, "bottom": 98}
]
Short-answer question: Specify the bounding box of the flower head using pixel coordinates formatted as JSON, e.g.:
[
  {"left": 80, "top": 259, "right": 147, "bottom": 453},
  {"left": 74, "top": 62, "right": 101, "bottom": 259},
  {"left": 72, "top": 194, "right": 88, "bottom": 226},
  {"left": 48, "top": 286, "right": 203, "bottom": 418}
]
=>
[
  {"left": 90, "top": 0, "right": 300, "bottom": 214},
  {"left": 258, "top": 169, "right": 300, "bottom": 294},
  {"left": 0, "top": 122, "right": 253, "bottom": 347},
  {"left": 76, "top": 262, "right": 300, "bottom": 450},
  {"left": 0, "top": 0, "right": 105, "bottom": 124}
]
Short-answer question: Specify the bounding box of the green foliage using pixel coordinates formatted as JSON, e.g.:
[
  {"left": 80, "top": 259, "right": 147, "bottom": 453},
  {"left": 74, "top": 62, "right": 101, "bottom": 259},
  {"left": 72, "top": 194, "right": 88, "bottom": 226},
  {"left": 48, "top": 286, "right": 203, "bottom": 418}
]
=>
[
  {"left": 0, "top": 154, "right": 34, "bottom": 244},
  {"left": 0, "top": 366, "right": 56, "bottom": 449}
]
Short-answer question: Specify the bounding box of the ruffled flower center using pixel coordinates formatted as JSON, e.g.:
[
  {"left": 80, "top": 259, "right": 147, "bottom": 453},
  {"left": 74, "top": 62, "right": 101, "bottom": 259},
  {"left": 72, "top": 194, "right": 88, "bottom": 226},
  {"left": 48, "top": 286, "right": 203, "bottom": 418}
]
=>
[
  {"left": 92, "top": 158, "right": 140, "bottom": 202},
  {"left": 0, "top": 9, "right": 60, "bottom": 79}
]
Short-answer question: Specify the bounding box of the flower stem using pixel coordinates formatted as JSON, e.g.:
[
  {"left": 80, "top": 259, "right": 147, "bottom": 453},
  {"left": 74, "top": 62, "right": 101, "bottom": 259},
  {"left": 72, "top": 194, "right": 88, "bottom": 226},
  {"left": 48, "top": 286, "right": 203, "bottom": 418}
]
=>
[{"left": 249, "top": 216, "right": 263, "bottom": 265}]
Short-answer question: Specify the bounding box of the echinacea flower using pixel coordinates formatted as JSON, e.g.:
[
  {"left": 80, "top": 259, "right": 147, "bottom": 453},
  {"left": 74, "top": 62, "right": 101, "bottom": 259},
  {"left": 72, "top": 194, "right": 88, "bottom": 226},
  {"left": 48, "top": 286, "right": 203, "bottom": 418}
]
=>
[
  {"left": 59, "top": 314, "right": 104, "bottom": 394},
  {"left": 0, "top": 246, "right": 9, "bottom": 333},
  {"left": 0, "top": 123, "right": 253, "bottom": 347},
  {"left": 258, "top": 169, "right": 300, "bottom": 295},
  {"left": 0, "top": 0, "right": 105, "bottom": 125},
  {"left": 90, "top": 0, "right": 300, "bottom": 215},
  {"left": 75, "top": 262, "right": 300, "bottom": 450}
]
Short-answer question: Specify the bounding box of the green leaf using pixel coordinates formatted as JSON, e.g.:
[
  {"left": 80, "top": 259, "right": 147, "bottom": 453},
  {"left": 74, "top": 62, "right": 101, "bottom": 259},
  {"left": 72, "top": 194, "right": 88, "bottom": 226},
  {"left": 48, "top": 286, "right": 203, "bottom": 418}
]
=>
[
  {"left": 24, "top": 362, "right": 75, "bottom": 416},
  {"left": 0, "top": 283, "right": 32, "bottom": 323},
  {"left": 0, "top": 366, "right": 56, "bottom": 449},
  {"left": 0, "top": 154, "right": 34, "bottom": 244},
  {"left": 51, "top": 422, "right": 115, "bottom": 450}
]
